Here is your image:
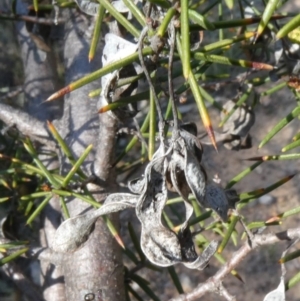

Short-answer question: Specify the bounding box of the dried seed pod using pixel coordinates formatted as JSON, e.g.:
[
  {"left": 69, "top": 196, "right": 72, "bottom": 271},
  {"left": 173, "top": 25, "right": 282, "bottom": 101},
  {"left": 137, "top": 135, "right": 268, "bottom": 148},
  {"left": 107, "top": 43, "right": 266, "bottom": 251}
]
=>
[
  {"left": 180, "top": 122, "right": 198, "bottom": 137},
  {"left": 225, "top": 188, "right": 240, "bottom": 209},
  {"left": 179, "top": 123, "right": 203, "bottom": 163},
  {"left": 136, "top": 145, "right": 216, "bottom": 268},
  {"left": 204, "top": 184, "right": 230, "bottom": 222},
  {"left": 168, "top": 150, "right": 190, "bottom": 200},
  {"left": 263, "top": 277, "right": 285, "bottom": 301},
  {"left": 221, "top": 100, "right": 255, "bottom": 150},
  {"left": 136, "top": 150, "right": 180, "bottom": 266},
  {"left": 52, "top": 193, "right": 139, "bottom": 253},
  {"left": 166, "top": 149, "right": 194, "bottom": 232},
  {"left": 183, "top": 240, "right": 218, "bottom": 270},
  {"left": 128, "top": 176, "right": 145, "bottom": 194},
  {"left": 184, "top": 146, "right": 207, "bottom": 207},
  {"left": 102, "top": 65, "right": 138, "bottom": 121},
  {"left": 168, "top": 125, "right": 208, "bottom": 211},
  {"left": 52, "top": 138, "right": 217, "bottom": 269}
]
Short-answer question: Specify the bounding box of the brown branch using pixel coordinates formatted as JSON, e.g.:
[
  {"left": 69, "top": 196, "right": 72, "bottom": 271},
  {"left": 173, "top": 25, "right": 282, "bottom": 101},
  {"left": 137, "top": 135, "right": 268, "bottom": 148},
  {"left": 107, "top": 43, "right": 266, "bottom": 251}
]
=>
[{"left": 168, "top": 227, "right": 300, "bottom": 301}]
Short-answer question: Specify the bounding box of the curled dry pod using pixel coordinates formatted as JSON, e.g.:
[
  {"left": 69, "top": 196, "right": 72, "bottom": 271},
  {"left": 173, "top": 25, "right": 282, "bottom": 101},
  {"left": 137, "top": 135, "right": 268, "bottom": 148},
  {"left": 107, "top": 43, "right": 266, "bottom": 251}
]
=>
[
  {"left": 169, "top": 124, "right": 207, "bottom": 208},
  {"left": 225, "top": 188, "right": 240, "bottom": 209},
  {"left": 136, "top": 148, "right": 181, "bottom": 267},
  {"left": 179, "top": 122, "right": 203, "bottom": 162},
  {"left": 204, "top": 184, "right": 230, "bottom": 222},
  {"left": 167, "top": 146, "right": 196, "bottom": 232},
  {"left": 136, "top": 145, "right": 216, "bottom": 268},
  {"left": 263, "top": 277, "right": 285, "bottom": 301},
  {"left": 52, "top": 193, "right": 139, "bottom": 253},
  {"left": 178, "top": 226, "right": 218, "bottom": 270},
  {"left": 221, "top": 99, "right": 255, "bottom": 150},
  {"left": 128, "top": 176, "right": 145, "bottom": 194},
  {"left": 168, "top": 149, "right": 190, "bottom": 199},
  {"left": 183, "top": 144, "right": 207, "bottom": 208},
  {"left": 221, "top": 100, "right": 255, "bottom": 137}
]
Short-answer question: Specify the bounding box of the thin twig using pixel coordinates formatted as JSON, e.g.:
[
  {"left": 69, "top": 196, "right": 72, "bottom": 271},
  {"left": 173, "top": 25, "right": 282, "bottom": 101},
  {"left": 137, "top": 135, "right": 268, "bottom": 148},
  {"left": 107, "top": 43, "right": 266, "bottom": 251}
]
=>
[
  {"left": 0, "top": 13, "right": 65, "bottom": 24},
  {"left": 145, "top": 3, "right": 153, "bottom": 19},
  {"left": 132, "top": 117, "right": 149, "bottom": 152},
  {"left": 233, "top": 209, "right": 255, "bottom": 246},
  {"left": 217, "top": 283, "right": 237, "bottom": 301},
  {"left": 138, "top": 26, "right": 165, "bottom": 143},
  {"left": 117, "top": 125, "right": 149, "bottom": 151},
  {"left": 168, "top": 21, "right": 179, "bottom": 134},
  {"left": 168, "top": 227, "right": 300, "bottom": 301}
]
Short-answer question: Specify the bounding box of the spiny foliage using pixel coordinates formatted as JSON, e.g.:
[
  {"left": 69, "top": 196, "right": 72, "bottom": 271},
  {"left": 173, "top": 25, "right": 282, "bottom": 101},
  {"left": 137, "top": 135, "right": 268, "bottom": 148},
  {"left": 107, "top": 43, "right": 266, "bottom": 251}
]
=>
[{"left": 1, "top": 0, "right": 300, "bottom": 300}]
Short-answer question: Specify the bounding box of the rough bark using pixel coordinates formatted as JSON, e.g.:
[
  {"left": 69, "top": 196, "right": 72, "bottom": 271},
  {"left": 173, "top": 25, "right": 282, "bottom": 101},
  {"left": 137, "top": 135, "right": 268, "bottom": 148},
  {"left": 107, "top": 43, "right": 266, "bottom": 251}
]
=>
[
  {"left": 15, "top": 0, "right": 62, "bottom": 121},
  {"left": 0, "top": 2, "right": 126, "bottom": 300},
  {"left": 56, "top": 9, "right": 125, "bottom": 301},
  {"left": 13, "top": 1, "right": 66, "bottom": 300}
]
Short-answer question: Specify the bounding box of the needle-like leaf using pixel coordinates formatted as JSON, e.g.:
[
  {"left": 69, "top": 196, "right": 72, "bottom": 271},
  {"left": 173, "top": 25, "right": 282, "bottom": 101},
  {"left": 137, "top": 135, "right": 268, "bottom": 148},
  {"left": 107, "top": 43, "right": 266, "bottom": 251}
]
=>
[
  {"left": 88, "top": 4, "right": 105, "bottom": 62},
  {"left": 282, "top": 140, "right": 300, "bottom": 152},
  {"left": 189, "top": 72, "right": 217, "bottom": 150},
  {"left": 199, "top": 32, "right": 255, "bottom": 52},
  {"left": 26, "top": 194, "right": 52, "bottom": 225},
  {"left": 255, "top": 0, "right": 280, "bottom": 42},
  {"left": 188, "top": 9, "right": 215, "bottom": 30},
  {"left": 149, "top": 88, "right": 156, "bottom": 160},
  {"left": 217, "top": 215, "right": 239, "bottom": 253},
  {"left": 23, "top": 138, "right": 61, "bottom": 189},
  {"left": 276, "top": 14, "right": 300, "bottom": 39},
  {"left": 192, "top": 51, "right": 274, "bottom": 70},
  {"left": 286, "top": 271, "right": 300, "bottom": 291},
  {"left": 0, "top": 248, "right": 29, "bottom": 266},
  {"left": 246, "top": 154, "right": 300, "bottom": 161},
  {"left": 47, "top": 121, "right": 86, "bottom": 179},
  {"left": 266, "top": 205, "right": 300, "bottom": 223},
  {"left": 279, "top": 249, "right": 300, "bottom": 264},
  {"left": 61, "top": 144, "right": 93, "bottom": 187},
  {"left": 259, "top": 106, "right": 300, "bottom": 149},
  {"left": 98, "top": 0, "right": 140, "bottom": 38},
  {"left": 46, "top": 47, "right": 153, "bottom": 102},
  {"left": 156, "top": 7, "right": 176, "bottom": 37},
  {"left": 123, "top": 0, "right": 145, "bottom": 27},
  {"left": 238, "top": 174, "right": 295, "bottom": 208},
  {"left": 33, "top": 0, "right": 38, "bottom": 12},
  {"left": 180, "top": 0, "right": 191, "bottom": 80},
  {"left": 168, "top": 266, "right": 184, "bottom": 294}
]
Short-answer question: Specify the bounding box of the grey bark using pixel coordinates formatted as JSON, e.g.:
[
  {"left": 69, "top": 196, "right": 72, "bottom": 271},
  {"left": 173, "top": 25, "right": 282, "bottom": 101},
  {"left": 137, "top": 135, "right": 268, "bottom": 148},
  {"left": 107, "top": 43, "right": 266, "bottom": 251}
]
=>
[
  {"left": 0, "top": 1, "right": 126, "bottom": 301},
  {"left": 14, "top": 1, "right": 66, "bottom": 300},
  {"left": 59, "top": 10, "right": 125, "bottom": 300},
  {"left": 15, "top": 0, "right": 62, "bottom": 121}
]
